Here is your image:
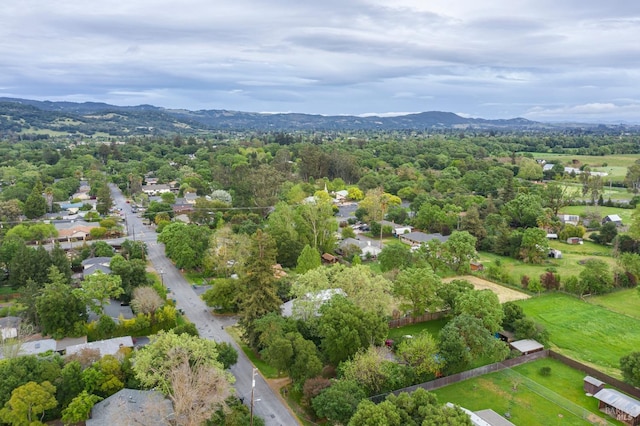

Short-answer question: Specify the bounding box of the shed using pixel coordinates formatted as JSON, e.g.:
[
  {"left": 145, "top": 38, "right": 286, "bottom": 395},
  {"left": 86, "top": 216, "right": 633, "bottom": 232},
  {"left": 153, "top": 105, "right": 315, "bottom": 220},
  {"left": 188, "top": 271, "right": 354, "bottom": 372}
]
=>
[
  {"left": 584, "top": 376, "right": 605, "bottom": 395},
  {"left": 593, "top": 388, "right": 640, "bottom": 426},
  {"left": 470, "top": 261, "right": 484, "bottom": 271},
  {"left": 546, "top": 233, "right": 558, "bottom": 240},
  {"left": 603, "top": 215, "right": 623, "bottom": 227},
  {"left": 321, "top": 253, "right": 338, "bottom": 264},
  {"left": 509, "top": 339, "right": 544, "bottom": 355},
  {"left": 548, "top": 249, "right": 562, "bottom": 259},
  {"left": 567, "top": 237, "right": 583, "bottom": 245}
]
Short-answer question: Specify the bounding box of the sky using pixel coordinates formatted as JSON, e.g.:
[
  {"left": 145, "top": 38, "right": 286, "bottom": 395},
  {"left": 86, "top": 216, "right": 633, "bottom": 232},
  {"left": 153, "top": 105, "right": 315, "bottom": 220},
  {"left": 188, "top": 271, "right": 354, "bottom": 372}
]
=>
[{"left": 1, "top": 1, "right": 640, "bottom": 123}]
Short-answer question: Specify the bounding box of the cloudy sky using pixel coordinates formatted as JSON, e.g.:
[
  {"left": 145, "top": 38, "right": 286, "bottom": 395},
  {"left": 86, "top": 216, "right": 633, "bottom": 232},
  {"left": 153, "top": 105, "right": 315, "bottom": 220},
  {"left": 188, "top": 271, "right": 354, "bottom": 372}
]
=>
[{"left": 1, "top": 1, "right": 640, "bottom": 122}]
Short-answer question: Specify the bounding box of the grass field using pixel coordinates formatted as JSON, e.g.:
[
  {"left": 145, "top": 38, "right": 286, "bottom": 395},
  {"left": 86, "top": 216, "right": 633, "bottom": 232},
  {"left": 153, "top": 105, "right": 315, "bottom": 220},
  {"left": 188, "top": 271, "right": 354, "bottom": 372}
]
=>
[
  {"left": 560, "top": 206, "right": 635, "bottom": 225},
  {"left": 433, "top": 358, "right": 622, "bottom": 425},
  {"left": 531, "top": 153, "right": 636, "bottom": 175},
  {"left": 588, "top": 288, "right": 640, "bottom": 320},
  {"left": 516, "top": 293, "right": 640, "bottom": 377},
  {"left": 387, "top": 318, "right": 449, "bottom": 341}
]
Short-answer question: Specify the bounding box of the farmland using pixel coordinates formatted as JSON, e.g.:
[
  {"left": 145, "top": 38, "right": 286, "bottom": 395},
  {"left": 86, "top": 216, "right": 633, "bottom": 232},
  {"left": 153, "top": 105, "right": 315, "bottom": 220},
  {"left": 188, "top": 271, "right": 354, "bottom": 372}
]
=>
[
  {"left": 433, "top": 358, "right": 623, "bottom": 425},
  {"left": 516, "top": 293, "right": 640, "bottom": 377}
]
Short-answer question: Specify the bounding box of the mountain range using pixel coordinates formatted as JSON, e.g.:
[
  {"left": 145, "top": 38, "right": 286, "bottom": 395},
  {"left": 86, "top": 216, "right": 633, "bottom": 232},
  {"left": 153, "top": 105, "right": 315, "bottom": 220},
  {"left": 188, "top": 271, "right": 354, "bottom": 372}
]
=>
[{"left": 0, "top": 97, "right": 634, "bottom": 137}]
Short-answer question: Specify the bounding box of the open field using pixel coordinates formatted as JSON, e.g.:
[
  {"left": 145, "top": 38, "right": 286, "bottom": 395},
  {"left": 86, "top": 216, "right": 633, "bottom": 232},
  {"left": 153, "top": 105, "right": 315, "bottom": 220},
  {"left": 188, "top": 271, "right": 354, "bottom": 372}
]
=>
[
  {"left": 531, "top": 153, "right": 637, "bottom": 176},
  {"left": 559, "top": 182, "right": 632, "bottom": 201},
  {"left": 588, "top": 288, "right": 640, "bottom": 320},
  {"left": 433, "top": 358, "right": 622, "bottom": 426},
  {"left": 444, "top": 275, "right": 530, "bottom": 303},
  {"left": 477, "top": 250, "right": 615, "bottom": 286},
  {"left": 516, "top": 293, "right": 640, "bottom": 377},
  {"left": 560, "top": 206, "right": 635, "bottom": 225}
]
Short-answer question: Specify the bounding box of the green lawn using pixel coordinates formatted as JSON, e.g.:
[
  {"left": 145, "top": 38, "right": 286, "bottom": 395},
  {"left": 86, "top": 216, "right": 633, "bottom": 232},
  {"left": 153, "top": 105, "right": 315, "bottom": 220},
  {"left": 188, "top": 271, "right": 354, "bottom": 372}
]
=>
[
  {"left": 477, "top": 249, "right": 615, "bottom": 287},
  {"left": 516, "top": 293, "right": 640, "bottom": 377},
  {"left": 387, "top": 318, "right": 449, "bottom": 341},
  {"left": 560, "top": 206, "right": 634, "bottom": 225},
  {"left": 531, "top": 153, "right": 637, "bottom": 170},
  {"left": 433, "top": 358, "right": 623, "bottom": 426},
  {"left": 588, "top": 288, "right": 640, "bottom": 320}
]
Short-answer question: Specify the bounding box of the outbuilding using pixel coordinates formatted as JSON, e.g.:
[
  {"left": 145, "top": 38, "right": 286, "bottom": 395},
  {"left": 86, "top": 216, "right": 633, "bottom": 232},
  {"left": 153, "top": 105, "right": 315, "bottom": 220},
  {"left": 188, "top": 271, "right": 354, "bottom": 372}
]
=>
[
  {"left": 584, "top": 376, "right": 605, "bottom": 395},
  {"left": 593, "top": 388, "right": 640, "bottom": 425},
  {"left": 509, "top": 339, "right": 544, "bottom": 355}
]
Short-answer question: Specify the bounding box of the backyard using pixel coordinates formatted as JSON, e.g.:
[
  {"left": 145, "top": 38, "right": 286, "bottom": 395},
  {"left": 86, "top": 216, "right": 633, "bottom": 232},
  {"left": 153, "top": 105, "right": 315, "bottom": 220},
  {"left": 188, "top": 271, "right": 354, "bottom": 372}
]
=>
[
  {"left": 516, "top": 293, "right": 640, "bottom": 378},
  {"left": 433, "top": 358, "right": 624, "bottom": 426}
]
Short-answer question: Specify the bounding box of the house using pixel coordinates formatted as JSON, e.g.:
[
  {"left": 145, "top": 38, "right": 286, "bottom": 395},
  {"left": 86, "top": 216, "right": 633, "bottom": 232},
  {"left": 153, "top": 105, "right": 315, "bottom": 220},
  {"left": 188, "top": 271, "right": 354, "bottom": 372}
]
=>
[
  {"left": 81, "top": 257, "right": 113, "bottom": 278},
  {"left": 379, "top": 220, "right": 412, "bottom": 236},
  {"left": 603, "top": 214, "right": 623, "bottom": 227},
  {"left": 1, "top": 338, "right": 58, "bottom": 360},
  {"left": 548, "top": 249, "right": 562, "bottom": 259},
  {"left": 399, "top": 231, "right": 449, "bottom": 247},
  {"left": 141, "top": 184, "right": 171, "bottom": 196},
  {"left": 183, "top": 192, "right": 198, "bottom": 204},
  {"left": 334, "top": 189, "right": 349, "bottom": 202},
  {"left": 509, "top": 339, "right": 545, "bottom": 355},
  {"left": 584, "top": 376, "right": 605, "bottom": 395},
  {"left": 338, "top": 238, "right": 382, "bottom": 259},
  {"left": 451, "top": 404, "right": 516, "bottom": 426},
  {"left": 558, "top": 214, "right": 580, "bottom": 226},
  {"left": 567, "top": 237, "right": 584, "bottom": 245},
  {"left": 0, "top": 316, "right": 21, "bottom": 340},
  {"left": 546, "top": 233, "right": 558, "bottom": 240},
  {"left": 87, "top": 389, "right": 174, "bottom": 426},
  {"left": 281, "top": 288, "right": 346, "bottom": 320},
  {"left": 66, "top": 336, "right": 134, "bottom": 357},
  {"left": 592, "top": 388, "right": 640, "bottom": 426}
]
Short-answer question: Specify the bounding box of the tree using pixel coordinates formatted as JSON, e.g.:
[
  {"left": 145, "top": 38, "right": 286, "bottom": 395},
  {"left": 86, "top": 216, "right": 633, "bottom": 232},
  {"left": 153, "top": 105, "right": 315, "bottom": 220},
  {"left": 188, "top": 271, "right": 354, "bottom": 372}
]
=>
[
  {"left": 579, "top": 258, "right": 613, "bottom": 294},
  {"left": 36, "top": 266, "right": 87, "bottom": 338},
  {"left": 130, "top": 286, "right": 164, "bottom": 320},
  {"left": 296, "top": 245, "right": 322, "bottom": 274},
  {"left": 61, "top": 390, "right": 102, "bottom": 425},
  {"left": 393, "top": 268, "right": 441, "bottom": 317},
  {"left": 502, "top": 193, "right": 544, "bottom": 228},
  {"left": 23, "top": 181, "right": 47, "bottom": 219},
  {"left": 617, "top": 252, "right": 640, "bottom": 287},
  {"left": 132, "top": 331, "right": 232, "bottom": 395},
  {"left": 95, "top": 184, "right": 113, "bottom": 216},
  {"left": 359, "top": 187, "right": 401, "bottom": 243},
  {"left": 516, "top": 157, "right": 543, "bottom": 181},
  {"left": 442, "top": 231, "right": 477, "bottom": 273},
  {"left": 204, "top": 226, "right": 250, "bottom": 277},
  {"left": 436, "top": 279, "right": 474, "bottom": 313},
  {"left": 202, "top": 279, "right": 239, "bottom": 313},
  {"left": 347, "top": 400, "right": 402, "bottom": 426},
  {"left": 620, "top": 352, "right": 640, "bottom": 387},
  {"left": 519, "top": 228, "right": 549, "bottom": 263},
  {"left": 378, "top": 242, "right": 412, "bottom": 272},
  {"left": 593, "top": 221, "right": 617, "bottom": 245},
  {"left": 74, "top": 271, "right": 124, "bottom": 316},
  {"left": 396, "top": 332, "right": 441, "bottom": 377},
  {"left": 455, "top": 290, "right": 504, "bottom": 334},
  {"left": 543, "top": 182, "right": 572, "bottom": 215},
  {"left": 56, "top": 361, "right": 85, "bottom": 410},
  {"left": 318, "top": 295, "right": 388, "bottom": 365},
  {"left": 158, "top": 222, "right": 211, "bottom": 270},
  {"left": 109, "top": 255, "right": 149, "bottom": 300},
  {"left": 312, "top": 380, "right": 366, "bottom": 425},
  {"left": 0, "top": 381, "right": 57, "bottom": 426},
  {"left": 296, "top": 198, "right": 338, "bottom": 254},
  {"left": 237, "top": 230, "right": 283, "bottom": 349}
]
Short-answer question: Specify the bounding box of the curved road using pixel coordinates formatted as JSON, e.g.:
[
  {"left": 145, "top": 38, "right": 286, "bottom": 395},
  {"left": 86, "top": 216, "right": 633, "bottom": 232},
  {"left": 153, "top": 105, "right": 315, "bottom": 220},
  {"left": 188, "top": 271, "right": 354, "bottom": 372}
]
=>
[{"left": 110, "top": 185, "right": 299, "bottom": 426}]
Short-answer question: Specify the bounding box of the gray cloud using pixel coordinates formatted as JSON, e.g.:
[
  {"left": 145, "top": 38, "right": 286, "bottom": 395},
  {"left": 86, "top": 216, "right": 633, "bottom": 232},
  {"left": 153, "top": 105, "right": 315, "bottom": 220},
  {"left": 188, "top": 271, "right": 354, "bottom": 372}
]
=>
[{"left": 0, "top": 0, "right": 639, "bottom": 122}]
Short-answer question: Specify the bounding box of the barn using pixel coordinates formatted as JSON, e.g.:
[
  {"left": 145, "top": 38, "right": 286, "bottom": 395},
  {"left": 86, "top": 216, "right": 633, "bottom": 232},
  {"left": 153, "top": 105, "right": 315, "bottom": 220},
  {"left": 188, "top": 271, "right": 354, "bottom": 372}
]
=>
[
  {"left": 593, "top": 388, "right": 640, "bottom": 425},
  {"left": 584, "top": 376, "right": 605, "bottom": 395}
]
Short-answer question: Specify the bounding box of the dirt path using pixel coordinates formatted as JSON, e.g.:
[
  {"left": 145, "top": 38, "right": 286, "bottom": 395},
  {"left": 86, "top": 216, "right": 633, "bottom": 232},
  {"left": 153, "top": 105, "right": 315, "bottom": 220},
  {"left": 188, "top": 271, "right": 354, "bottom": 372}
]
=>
[{"left": 443, "top": 275, "right": 530, "bottom": 303}]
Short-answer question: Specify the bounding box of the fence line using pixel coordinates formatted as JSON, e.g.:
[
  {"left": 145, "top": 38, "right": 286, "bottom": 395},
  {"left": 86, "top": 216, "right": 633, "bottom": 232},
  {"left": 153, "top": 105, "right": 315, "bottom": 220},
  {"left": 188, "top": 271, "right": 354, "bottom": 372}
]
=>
[{"left": 387, "top": 310, "right": 449, "bottom": 329}]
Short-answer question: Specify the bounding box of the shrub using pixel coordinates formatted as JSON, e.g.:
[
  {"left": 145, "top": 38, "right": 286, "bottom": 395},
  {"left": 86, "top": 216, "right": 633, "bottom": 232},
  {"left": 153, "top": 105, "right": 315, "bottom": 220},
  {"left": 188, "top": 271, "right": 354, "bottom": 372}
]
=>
[{"left": 539, "top": 366, "right": 552, "bottom": 376}]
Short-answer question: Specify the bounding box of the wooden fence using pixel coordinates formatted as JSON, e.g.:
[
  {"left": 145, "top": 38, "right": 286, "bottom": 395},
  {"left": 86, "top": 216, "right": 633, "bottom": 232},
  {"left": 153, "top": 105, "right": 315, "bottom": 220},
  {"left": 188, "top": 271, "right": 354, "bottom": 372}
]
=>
[{"left": 388, "top": 310, "right": 449, "bottom": 329}]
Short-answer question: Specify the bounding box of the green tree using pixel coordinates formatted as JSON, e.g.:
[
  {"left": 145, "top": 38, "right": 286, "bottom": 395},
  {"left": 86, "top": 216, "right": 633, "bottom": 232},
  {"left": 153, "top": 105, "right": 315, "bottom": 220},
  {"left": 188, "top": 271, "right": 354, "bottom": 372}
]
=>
[
  {"left": 347, "top": 400, "right": 401, "bottom": 426},
  {"left": 442, "top": 231, "right": 477, "bottom": 273},
  {"left": 73, "top": 271, "right": 124, "bottom": 316},
  {"left": 0, "top": 381, "right": 57, "bottom": 426},
  {"left": 312, "top": 380, "right": 366, "bottom": 425},
  {"left": 436, "top": 279, "right": 474, "bottom": 312},
  {"left": 620, "top": 352, "right": 640, "bottom": 387},
  {"left": 378, "top": 242, "right": 412, "bottom": 272},
  {"left": 593, "top": 221, "right": 617, "bottom": 245},
  {"left": 519, "top": 228, "right": 549, "bottom": 263},
  {"left": 238, "top": 230, "right": 283, "bottom": 349},
  {"left": 396, "top": 332, "right": 441, "bottom": 377},
  {"left": 296, "top": 199, "right": 338, "bottom": 254},
  {"left": 61, "top": 390, "right": 102, "bottom": 425},
  {"left": 202, "top": 279, "right": 239, "bottom": 313},
  {"left": 502, "top": 193, "right": 544, "bottom": 228},
  {"left": 95, "top": 184, "right": 113, "bottom": 216},
  {"left": 23, "top": 181, "right": 47, "bottom": 219},
  {"left": 393, "top": 268, "right": 441, "bottom": 317},
  {"left": 36, "top": 266, "right": 87, "bottom": 338},
  {"left": 318, "top": 295, "right": 388, "bottom": 365},
  {"left": 204, "top": 226, "right": 251, "bottom": 277},
  {"left": 296, "top": 245, "right": 322, "bottom": 274},
  {"left": 455, "top": 290, "right": 504, "bottom": 334},
  {"left": 579, "top": 258, "right": 613, "bottom": 294}
]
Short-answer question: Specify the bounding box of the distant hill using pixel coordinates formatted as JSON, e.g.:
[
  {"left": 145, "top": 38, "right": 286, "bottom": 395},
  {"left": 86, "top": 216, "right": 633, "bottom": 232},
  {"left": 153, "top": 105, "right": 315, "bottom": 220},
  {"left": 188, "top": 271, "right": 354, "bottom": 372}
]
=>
[{"left": 0, "top": 97, "right": 634, "bottom": 137}]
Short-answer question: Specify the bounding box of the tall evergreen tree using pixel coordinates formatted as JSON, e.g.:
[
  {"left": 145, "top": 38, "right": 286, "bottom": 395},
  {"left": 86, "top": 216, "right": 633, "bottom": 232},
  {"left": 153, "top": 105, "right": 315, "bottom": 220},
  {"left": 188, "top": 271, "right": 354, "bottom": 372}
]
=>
[
  {"left": 23, "top": 180, "right": 47, "bottom": 219},
  {"left": 239, "top": 230, "right": 282, "bottom": 349}
]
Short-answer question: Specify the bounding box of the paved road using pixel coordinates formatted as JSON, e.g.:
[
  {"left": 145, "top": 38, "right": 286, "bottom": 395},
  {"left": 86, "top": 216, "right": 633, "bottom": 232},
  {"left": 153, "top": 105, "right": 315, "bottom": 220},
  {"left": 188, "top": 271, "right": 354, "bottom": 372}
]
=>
[{"left": 110, "top": 185, "right": 299, "bottom": 426}]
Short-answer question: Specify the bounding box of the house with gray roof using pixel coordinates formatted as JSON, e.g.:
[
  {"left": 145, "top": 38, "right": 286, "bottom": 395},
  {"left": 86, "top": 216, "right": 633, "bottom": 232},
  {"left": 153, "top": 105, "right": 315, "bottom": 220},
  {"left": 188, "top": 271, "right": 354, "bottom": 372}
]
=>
[
  {"left": 338, "top": 237, "right": 382, "bottom": 259},
  {"left": 399, "top": 231, "right": 449, "bottom": 247},
  {"left": 87, "top": 389, "right": 174, "bottom": 426},
  {"left": 81, "top": 257, "right": 113, "bottom": 278},
  {"left": 66, "top": 336, "right": 134, "bottom": 357}
]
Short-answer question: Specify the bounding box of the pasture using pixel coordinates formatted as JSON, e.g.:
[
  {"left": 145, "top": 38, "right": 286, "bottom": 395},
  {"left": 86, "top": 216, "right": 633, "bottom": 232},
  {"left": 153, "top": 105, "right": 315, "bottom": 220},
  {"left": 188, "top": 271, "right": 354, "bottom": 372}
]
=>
[
  {"left": 516, "top": 293, "right": 640, "bottom": 377},
  {"left": 560, "top": 205, "right": 635, "bottom": 225},
  {"left": 588, "top": 288, "right": 640, "bottom": 320},
  {"left": 433, "top": 358, "right": 622, "bottom": 425}
]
